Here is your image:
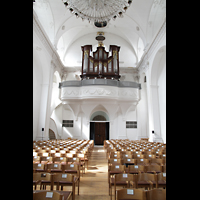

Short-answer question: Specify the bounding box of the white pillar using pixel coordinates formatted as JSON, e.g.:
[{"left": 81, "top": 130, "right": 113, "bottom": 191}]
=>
[
  {"left": 44, "top": 61, "right": 56, "bottom": 140},
  {"left": 150, "top": 85, "right": 161, "bottom": 137}
]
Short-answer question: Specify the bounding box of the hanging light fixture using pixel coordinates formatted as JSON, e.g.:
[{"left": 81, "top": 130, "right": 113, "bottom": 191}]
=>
[{"left": 62, "top": 0, "right": 132, "bottom": 27}]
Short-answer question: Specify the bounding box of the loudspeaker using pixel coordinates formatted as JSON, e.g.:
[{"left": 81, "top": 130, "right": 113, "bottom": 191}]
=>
[{"left": 42, "top": 128, "right": 44, "bottom": 131}]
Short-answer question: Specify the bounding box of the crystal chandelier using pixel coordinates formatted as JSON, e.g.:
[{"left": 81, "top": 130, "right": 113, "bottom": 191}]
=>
[{"left": 63, "top": 0, "right": 132, "bottom": 26}]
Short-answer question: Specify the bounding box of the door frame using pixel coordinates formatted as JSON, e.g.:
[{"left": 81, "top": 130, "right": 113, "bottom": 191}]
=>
[{"left": 90, "top": 121, "right": 109, "bottom": 145}]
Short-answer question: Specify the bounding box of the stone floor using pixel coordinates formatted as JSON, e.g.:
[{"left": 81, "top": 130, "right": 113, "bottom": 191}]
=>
[{"left": 74, "top": 145, "right": 110, "bottom": 200}]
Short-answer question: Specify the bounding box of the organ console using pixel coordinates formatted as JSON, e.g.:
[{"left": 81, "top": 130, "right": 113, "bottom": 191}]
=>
[{"left": 80, "top": 45, "right": 121, "bottom": 80}]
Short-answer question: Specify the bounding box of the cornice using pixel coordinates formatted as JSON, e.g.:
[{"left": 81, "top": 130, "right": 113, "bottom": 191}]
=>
[
  {"left": 33, "top": 10, "right": 64, "bottom": 72},
  {"left": 136, "top": 18, "right": 166, "bottom": 73}
]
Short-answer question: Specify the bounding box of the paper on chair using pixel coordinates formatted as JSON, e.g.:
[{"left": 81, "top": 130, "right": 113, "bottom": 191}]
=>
[
  {"left": 46, "top": 192, "right": 53, "bottom": 198},
  {"left": 127, "top": 189, "right": 134, "bottom": 195}
]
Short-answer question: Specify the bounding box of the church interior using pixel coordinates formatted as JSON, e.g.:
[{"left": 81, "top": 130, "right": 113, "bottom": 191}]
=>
[{"left": 33, "top": 0, "right": 166, "bottom": 199}]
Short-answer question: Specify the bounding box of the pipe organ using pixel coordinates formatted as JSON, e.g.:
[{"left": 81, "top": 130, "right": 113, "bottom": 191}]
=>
[{"left": 80, "top": 45, "right": 121, "bottom": 80}]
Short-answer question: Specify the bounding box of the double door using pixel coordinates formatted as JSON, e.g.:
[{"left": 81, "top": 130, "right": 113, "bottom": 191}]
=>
[{"left": 90, "top": 122, "right": 109, "bottom": 145}]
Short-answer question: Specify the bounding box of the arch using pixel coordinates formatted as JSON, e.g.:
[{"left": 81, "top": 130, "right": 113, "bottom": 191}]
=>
[
  {"left": 90, "top": 111, "right": 109, "bottom": 121},
  {"left": 150, "top": 45, "right": 166, "bottom": 143},
  {"left": 151, "top": 45, "right": 166, "bottom": 86},
  {"left": 49, "top": 129, "right": 56, "bottom": 140}
]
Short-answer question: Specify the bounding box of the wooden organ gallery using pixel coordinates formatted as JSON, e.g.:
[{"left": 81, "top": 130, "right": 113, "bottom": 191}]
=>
[{"left": 80, "top": 45, "right": 121, "bottom": 80}]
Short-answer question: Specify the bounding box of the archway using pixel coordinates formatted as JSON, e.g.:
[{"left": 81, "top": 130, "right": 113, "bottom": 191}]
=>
[
  {"left": 49, "top": 129, "right": 56, "bottom": 140},
  {"left": 150, "top": 46, "right": 166, "bottom": 143},
  {"left": 90, "top": 111, "right": 109, "bottom": 145}
]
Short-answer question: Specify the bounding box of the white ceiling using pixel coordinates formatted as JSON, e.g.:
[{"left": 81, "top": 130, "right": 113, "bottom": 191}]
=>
[{"left": 33, "top": 0, "right": 166, "bottom": 69}]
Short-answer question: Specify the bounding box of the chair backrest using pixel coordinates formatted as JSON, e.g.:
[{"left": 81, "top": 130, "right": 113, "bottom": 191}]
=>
[
  {"left": 146, "top": 188, "right": 166, "bottom": 200},
  {"left": 62, "top": 163, "right": 80, "bottom": 174},
  {"left": 47, "top": 163, "right": 62, "bottom": 172},
  {"left": 53, "top": 157, "right": 67, "bottom": 164},
  {"left": 109, "top": 158, "right": 122, "bottom": 166},
  {"left": 53, "top": 173, "right": 74, "bottom": 183},
  {"left": 146, "top": 165, "right": 162, "bottom": 173},
  {"left": 33, "top": 172, "right": 52, "bottom": 182},
  {"left": 33, "top": 191, "right": 63, "bottom": 200},
  {"left": 150, "top": 158, "right": 163, "bottom": 165},
  {"left": 116, "top": 188, "right": 146, "bottom": 200},
  {"left": 122, "top": 158, "right": 136, "bottom": 165},
  {"left": 109, "top": 164, "right": 125, "bottom": 173},
  {"left": 157, "top": 173, "right": 166, "bottom": 181},
  {"left": 40, "top": 156, "right": 53, "bottom": 164},
  {"left": 114, "top": 173, "right": 136, "bottom": 184},
  {"left": 137, "top": 173, "right": 156, "bottom": 182},
  {"left": 33, "top": 163, "right": 45, "bottom": 171},
  {"left": 128, "top": 165, "right": 145, "bottom": 173},
  {"left": 137, "top": 158, "right": 149, "bottom": 165},
  {"left": 67, "top": 157, "right": 80, "bottom": 163}
]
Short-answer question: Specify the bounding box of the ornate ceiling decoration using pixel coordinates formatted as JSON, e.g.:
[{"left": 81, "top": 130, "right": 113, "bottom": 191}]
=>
[{"left": 62, "top": 0, "right": 133, "bottom": 26}]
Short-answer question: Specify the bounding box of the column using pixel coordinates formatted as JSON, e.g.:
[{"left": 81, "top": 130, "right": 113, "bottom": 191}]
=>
[{"left": 150, "top": 85, "right": 161, "bottom": 137}]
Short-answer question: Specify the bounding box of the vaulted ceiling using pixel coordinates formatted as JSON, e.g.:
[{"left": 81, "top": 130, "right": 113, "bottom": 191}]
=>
[{"left": 33, "top": 0, "right": 166, "bottom": 69}]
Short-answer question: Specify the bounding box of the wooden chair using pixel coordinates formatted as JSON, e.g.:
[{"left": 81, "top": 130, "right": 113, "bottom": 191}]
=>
[
  {"left": 53, "top": 173, "right": 76, "bottom": 200},
  {"left": 33, "top": 163, "right": 46, "bottom": 172},
  {"left": 127, "top": 165, "right": 145, "bottom": 174},
  {"left": 146, "top": 188, "right": 166, "bottom": 200},
  {"left": 40, "top": 156, "right": 53, "bottom": 164},
  {"left": 112, "top": 173, "right": 136, "bottom": 200},
  {"left": 116, "top": 188, "right": 146, "bottom": 200},
  {"left": 108, "top": 165, "right": 125, "bottom": 194},
  {"left": 108, "top": 158, "right": 122, "bottom": 167},
  {"left": 77, "top": 152, "right": 88, "bottom": 170},
  {"left": 157, "top": 173, "right": 166, "bottom": 188},
  {"left": 53, "top": 157, "right": 67, "bottom": 164},
  {"left": 146, "top": 165, "right": 162, "bottom": 174},
  {"left": 33, "top": 172, "right": 53, "bottom": 190},
  {"left": 33, "top": 173, "right": 41, "bottom": 190},
  {"left": 137, "top": 173, "right": 157, "bottom": 190},
  {"left": 33, "top": 156, "right": 40, "bottom": 164},
  {"left": 122, "top": 158, "right": 136, "bottom": 168},
  {"left": 33, "top": 191, "right": 64, "bottom": 200},
  {"left": 47, "top": 163, "right": 62, "bottom": 173},
  {"left": 67, "top": 157, "right": 84, "bottom": 177},
  {"left": 150, "top": 158, "right": 164, "bottom": 165},
  {"left": 137, "top": 158, "right": 150, "bottom": 165},
  {"left": 62, "top": 164, "right": 80, "bottom": 195}
]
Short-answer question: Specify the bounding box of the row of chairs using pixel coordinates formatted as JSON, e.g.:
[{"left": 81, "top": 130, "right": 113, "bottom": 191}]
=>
[
  {"left": 116, "top": 188, "right": 166, "bottom": 200},
  {"left": 33, "top": 172, "right": 78, "bottom": 200},
  {"left": 109, "top": 172, "right": 166, "bottom": 200},
  {"left": 108, "top": 157, "right": 166, "bottom": 166},
  {"left": 108, "top": 163, "right": 166, "bottom": 174},
  {"left": 33, "top": 191, "right": 71, "bottom": 200},
  {"left": 105, "top": 140, "right": 166, "bottom": 155}
]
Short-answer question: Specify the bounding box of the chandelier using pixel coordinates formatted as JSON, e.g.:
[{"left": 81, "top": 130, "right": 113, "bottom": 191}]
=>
[{"left": 63, "top": 0, "right": 132, "bottom": 26}]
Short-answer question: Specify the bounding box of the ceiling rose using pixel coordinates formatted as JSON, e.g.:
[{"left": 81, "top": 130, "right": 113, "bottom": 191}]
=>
[{"left": 63, "top": 0, "right": 132, "bottom": 24}]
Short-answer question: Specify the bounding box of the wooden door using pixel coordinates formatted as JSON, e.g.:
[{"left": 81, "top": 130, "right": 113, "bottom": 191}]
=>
[{"left": 95, "top": 122, "right": 106, "bottom": 145}]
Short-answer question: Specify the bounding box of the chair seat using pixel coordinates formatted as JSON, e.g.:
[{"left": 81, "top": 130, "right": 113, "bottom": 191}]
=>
[
  {"left": 138, "top": 181, "right": 152, "bottom": 185},
  {"left": 110, "top": 171, "right": 123, "bottom": 174},
  {"left": 50, "top": 169, "right": 62, "bottom": 172},
  {"left": 158, "top": 180, "right": 166, "bottom": 184},
  {"left": 147, "top": 171, "right": 161, "bottom": 173},
  {"left": 59, "top": 181, "right": 73, "bottom": 184},
  {"left": 110, "top": 178, "right": 128, "bottom": 185},
  {"left": 64, "top": 170, "right": 78, "bottom": 173}
]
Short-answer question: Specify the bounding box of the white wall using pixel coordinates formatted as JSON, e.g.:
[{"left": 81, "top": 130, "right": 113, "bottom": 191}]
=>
[{"left": 157, "top": 63, "right": 166, "bottom": 143}]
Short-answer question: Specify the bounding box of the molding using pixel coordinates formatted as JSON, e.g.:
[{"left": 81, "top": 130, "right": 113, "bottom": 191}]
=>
[
  {"left": 137, "top": 18, "right": 166, "bottom": 73},
  {"left": 60, "top": 86, "right": 141, "bottom": 102},
  {"left": 33, "top": 10, "right": 64, "bottom": 72}
]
